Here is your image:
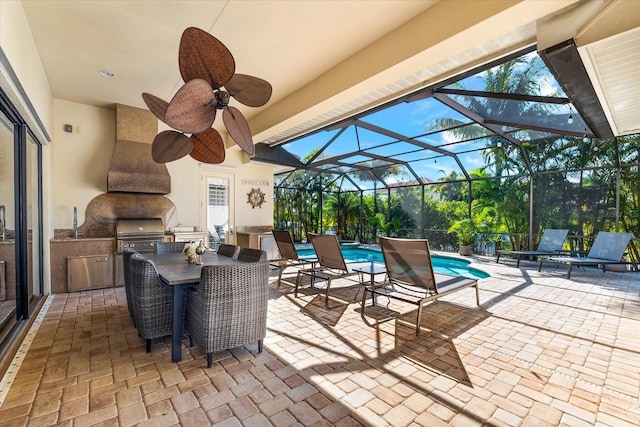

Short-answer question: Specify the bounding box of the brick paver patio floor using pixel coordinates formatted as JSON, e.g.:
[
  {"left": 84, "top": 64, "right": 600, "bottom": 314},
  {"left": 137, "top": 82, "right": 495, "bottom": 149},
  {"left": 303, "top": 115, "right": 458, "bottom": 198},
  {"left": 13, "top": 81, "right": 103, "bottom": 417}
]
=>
[{"left": 0, "top": 255, "right": 638, "bottom": 426}]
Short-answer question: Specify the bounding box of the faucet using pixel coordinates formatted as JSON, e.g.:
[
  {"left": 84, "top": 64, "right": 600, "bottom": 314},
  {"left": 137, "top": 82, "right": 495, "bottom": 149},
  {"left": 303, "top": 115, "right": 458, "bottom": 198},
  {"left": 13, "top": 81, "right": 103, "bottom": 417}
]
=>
[
  {"left": 73, "top": 206, "right": 78, "bottom": 238},
  {"left": 0, "top": 205, "right": 5, "bottom": 241}
]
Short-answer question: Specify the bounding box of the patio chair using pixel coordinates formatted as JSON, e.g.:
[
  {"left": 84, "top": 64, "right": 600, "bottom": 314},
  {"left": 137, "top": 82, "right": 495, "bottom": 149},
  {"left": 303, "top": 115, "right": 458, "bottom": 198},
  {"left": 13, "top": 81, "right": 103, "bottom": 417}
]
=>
[
  {"left": 538, "top": 231, "right": 633, "bottom": 279},
  {"left": 237, "top": 247, "right": 267, "bottom": 262},
  {"left": 154, "top": 241, "right": 186, "bottom": 254},
  {"left": 217, "top": 244, "right": 240, "bottom": 259},
  {"left": 295, "top": 233, "right": 371, "bottom": 307},
  {"left": 361, "top": 237, "right": 479, "bottom": 336},
  {"left": 122, "top": 247, "right": 138, "bottom": 322},
  {"left": 496, "top": 229, "right": 569, "bottom": 267},
  {"left": 129, "top": 253, "right": 173, "bottom": 352},
  {"left": 271, "top": 230, "right": 317, "bottom": 287},
  {"left": 186, "top": 261, "right": 270, "bottom": 367}
]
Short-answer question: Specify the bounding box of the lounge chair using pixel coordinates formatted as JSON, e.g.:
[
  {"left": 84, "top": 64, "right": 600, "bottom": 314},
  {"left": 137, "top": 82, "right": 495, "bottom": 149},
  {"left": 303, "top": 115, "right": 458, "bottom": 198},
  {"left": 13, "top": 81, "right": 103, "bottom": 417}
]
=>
[
  {"left": 538, "top": 231, "right": 633, "bottom": 278},
  {"left": 271, "top": 230, "right": 317, "bottom": 287},
  {"left": 496, "top": 229, "right": 569, "bottom": 267},
  {"left": 295, "top": 233, "right": 371, "bottom": 307},
  {"left": 361, "top": 237, "right": 479, "bottom": 336}
]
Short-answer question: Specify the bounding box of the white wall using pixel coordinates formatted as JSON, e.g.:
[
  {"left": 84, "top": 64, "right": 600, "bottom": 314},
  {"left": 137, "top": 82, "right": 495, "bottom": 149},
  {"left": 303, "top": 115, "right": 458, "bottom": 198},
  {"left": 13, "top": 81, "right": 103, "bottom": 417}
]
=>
[
  {"left": 51, "top": 100, "right": 115, "bottom": 229},
  {"left": 166, "top": 144, "right": 275, "bottom": 232},
  {"left": 0, "top": 0, "right": 53, "bottom": 142},
  {"left": 234, "top": 162, "right": 274, "bottom": 227},
  {"left": 1, "top": 1, "right": 275, "bottom": 296},
  {"left": 0, "top": 0, "right": 54, "bottom": 293},
  {"left": 48, "top": 103, "right": 274, "bottom": 232}
]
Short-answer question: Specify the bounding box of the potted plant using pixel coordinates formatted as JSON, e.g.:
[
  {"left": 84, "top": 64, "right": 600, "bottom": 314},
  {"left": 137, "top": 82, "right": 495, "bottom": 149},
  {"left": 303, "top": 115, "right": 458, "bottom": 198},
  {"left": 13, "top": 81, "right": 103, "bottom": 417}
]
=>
[{"left": 448, "top": 218, "right": 477, "bottom": 256}]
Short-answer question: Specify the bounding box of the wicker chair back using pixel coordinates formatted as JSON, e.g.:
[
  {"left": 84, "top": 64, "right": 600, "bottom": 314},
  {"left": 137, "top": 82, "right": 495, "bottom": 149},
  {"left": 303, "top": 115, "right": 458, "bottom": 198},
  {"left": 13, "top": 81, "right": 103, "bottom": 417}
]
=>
[
  {"left": 237, "top": 248, "right": 267, "bottom": 262},
  {"left": 217, "top": 244, "right": 240, "bottom": 258},
  {"left": 187, "top": 261, "right": 270, "bottom": 367},
  {"left": 129, "top": 253, "right": 173, "bottom": 351},
  {"left": 123, "top": 247, "right": 138, "bottom": 319},
  {"left": 154, "top": 241, "right": 186, "bottom": 254}
]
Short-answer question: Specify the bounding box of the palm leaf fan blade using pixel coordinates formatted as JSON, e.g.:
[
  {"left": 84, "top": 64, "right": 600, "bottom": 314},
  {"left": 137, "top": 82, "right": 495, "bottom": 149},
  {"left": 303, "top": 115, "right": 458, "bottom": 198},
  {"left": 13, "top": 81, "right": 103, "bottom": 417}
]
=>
[
  {"left": 190, "top": 128, "right": 226, "bottom": 164},
  {"left": 225, "top": 74, "right": 272, "bottom": 107},
  {"left": 164, "top": 79, "right": 216, "bottom": 134},
  {"left": 142, "top": 93, "right": 169, "bottom": 122},
  {"left": 179, "top": 27, "right": 235, "bottom": 88},
  {"left": 152, "top": 131, "right": 193, "bottom": 163},
  {"left": 223, "top": 106, "right": 254, "bottom": 156}
]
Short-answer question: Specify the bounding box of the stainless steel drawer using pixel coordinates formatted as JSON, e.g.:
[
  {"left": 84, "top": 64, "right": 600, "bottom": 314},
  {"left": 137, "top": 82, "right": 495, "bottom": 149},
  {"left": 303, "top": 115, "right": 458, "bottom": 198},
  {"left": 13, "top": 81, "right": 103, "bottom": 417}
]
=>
[{"left": 67, "top": 254, "right": 113, "bottom": 292}]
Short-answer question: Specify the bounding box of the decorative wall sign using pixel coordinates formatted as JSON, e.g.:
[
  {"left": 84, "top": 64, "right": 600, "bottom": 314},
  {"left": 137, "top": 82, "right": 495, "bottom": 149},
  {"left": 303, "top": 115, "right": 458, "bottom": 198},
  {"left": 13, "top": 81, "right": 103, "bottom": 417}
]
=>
[{"left": 247, "top": 188, "right": 266, "bottom": 209}]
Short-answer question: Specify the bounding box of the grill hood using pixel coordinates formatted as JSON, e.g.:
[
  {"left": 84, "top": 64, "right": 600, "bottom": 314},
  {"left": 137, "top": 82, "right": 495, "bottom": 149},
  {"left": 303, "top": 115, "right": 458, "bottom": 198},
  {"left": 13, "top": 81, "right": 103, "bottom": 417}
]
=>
[{"left": 108, "top": 104, "right": 171, "bottom": 194}]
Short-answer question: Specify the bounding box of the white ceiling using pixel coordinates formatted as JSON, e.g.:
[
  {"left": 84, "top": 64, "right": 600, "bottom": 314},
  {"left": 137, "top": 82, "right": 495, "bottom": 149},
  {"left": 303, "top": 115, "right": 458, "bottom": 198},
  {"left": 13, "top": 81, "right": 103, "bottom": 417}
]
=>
[
  {"left": 21, "top": 0, "right": 436, "bottom": 138},
  {"left": 20, "top": 0, "right": 640, "bottom": 148},
  {"left": 22, "top": 1, "right": 436, "bottom": 107}
]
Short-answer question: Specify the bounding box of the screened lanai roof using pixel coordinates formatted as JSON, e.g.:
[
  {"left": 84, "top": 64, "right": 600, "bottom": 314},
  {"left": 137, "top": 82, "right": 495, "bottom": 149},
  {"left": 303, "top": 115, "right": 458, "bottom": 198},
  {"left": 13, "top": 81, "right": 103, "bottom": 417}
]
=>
[{"left": 255, "top": 44, "right": 617, "bottom": 192}]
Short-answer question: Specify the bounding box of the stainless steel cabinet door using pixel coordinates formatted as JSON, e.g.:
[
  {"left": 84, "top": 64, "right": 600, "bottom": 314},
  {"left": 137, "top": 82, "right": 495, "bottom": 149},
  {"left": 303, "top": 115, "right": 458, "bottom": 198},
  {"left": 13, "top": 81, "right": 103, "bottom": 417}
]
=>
[{"left": 67, "top": 255, "right": 113, "bottom": 292}]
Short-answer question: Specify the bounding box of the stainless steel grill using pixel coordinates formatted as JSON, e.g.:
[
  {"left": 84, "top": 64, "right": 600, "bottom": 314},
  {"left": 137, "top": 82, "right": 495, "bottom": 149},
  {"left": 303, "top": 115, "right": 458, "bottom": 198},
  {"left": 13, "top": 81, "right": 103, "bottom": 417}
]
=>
[{"left": 116, "top": 218, "right": 165, "bottom": 253}]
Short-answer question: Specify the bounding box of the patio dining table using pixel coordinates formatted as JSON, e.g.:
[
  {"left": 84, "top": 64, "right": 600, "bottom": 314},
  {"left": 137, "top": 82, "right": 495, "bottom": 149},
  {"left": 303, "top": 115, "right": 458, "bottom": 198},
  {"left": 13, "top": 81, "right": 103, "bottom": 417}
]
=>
[{"left": 145, "top": 252, "right": 244, "bottom": 362}]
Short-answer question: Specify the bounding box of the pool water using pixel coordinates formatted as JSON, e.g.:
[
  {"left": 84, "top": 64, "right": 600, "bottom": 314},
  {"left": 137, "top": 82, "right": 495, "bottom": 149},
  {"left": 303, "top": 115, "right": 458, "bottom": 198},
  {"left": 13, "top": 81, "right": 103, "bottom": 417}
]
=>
[{"left": 297, "top": 246, "right": 489, "bottom": 280}]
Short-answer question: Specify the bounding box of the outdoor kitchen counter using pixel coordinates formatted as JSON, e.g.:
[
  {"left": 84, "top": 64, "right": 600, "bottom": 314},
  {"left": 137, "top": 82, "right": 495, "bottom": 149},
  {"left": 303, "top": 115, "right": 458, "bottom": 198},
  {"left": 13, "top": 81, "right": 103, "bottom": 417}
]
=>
[
  {"left": 50, "top": 237, "right": 115, "bottom": 242},
  {"left": 50, "top": 237, "right": 115, "bottom": 294}
]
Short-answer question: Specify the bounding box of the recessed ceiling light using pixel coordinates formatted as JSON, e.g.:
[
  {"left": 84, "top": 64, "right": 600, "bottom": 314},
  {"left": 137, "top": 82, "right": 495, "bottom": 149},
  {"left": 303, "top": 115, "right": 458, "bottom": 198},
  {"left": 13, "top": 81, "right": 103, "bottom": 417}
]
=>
[{"left": 100, "top": 69, "right": 116, "bottom": 78}]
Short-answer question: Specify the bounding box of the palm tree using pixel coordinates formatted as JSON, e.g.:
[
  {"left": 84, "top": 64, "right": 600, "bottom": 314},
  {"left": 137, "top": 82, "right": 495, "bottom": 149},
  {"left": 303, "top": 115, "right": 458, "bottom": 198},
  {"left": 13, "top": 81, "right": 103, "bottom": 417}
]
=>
[
  {"left": 424, "top": 54, "right": 554, "bottom": 239},
  {"left": 324, "top": 191, "right": 361, "bottom": 240}
]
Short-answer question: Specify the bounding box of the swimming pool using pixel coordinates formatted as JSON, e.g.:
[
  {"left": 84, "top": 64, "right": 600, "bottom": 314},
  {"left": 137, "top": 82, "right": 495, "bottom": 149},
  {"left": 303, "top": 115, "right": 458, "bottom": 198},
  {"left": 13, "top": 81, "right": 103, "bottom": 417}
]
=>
[{"left": 297, "top": 246, "right": 489, "bottom": 280}]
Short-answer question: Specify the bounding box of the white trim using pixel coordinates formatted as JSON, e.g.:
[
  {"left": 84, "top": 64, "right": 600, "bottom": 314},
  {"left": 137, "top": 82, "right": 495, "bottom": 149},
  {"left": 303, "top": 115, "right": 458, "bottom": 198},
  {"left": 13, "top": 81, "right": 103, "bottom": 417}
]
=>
[{"left": 0, "top": 47, "right": 51, "bottom": 144}]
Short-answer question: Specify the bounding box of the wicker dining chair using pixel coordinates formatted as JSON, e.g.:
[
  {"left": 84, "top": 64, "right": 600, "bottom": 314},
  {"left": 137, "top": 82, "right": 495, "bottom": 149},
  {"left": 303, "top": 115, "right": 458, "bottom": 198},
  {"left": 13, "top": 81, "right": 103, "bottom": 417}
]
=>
[
  {"left": 217, "top": 244, "right": 240, "bottom": 259},
  {"left": 154, "top": 241, "right": 186, "bottom": 254},
  {"left": 122, "top": 247, "right": 138, "bottom": 322},
  {"left": 187, "top": 261, "right": 270, "bottom": 367},
  {"left": 237, "top": 248, "right": 267, "bottom": 262},
  {"left": 129, "top": 253, "right": 173, "bottom": 352}
]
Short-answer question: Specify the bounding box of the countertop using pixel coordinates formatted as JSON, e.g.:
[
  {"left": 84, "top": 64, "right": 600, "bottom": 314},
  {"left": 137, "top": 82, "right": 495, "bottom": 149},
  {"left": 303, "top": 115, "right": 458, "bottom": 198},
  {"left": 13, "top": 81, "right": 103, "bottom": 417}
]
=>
[{"left": 51, "top": 237, "right": 115, "bottom": 242}]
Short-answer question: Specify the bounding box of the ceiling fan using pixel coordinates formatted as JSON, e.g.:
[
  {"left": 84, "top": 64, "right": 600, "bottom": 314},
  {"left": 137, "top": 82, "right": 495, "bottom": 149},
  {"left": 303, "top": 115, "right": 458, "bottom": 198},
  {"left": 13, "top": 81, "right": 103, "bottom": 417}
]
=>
[{"left": 142, "top": 27, "right": 272, "bottom": 164}]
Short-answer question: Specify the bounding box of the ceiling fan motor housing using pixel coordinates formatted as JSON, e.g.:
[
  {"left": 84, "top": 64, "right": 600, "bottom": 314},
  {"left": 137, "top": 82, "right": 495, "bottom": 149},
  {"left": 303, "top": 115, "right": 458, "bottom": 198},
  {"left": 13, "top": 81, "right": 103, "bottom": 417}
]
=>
[{"left": 215, "top": 90, "right": 230, "bottom": 109}]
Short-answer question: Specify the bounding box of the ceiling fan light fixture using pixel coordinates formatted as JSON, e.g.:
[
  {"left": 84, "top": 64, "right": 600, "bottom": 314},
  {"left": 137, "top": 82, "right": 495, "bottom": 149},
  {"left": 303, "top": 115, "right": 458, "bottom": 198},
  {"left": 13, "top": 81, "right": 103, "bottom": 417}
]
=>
[{"left": 141, "top": 27, "right": 272, "bottom": 163}]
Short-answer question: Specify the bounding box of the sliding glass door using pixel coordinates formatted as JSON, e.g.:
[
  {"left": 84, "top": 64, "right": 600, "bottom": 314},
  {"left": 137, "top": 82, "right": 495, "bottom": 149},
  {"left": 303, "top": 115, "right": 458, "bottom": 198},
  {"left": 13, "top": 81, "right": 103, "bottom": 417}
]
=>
[
  {"left": 0, "top": 88, "right": 43, "bottom": 347},
  {"left": 0, "top": 109, "right": 16, "bottom": 340}
]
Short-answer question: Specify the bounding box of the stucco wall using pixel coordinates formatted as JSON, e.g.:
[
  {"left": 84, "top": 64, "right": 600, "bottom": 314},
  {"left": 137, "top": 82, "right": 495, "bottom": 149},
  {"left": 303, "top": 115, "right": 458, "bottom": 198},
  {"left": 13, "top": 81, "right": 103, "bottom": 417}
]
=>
[
  {"left": 51, "top": 100, "right": 274, "bottom": 234},
  {"left": 0, "top": 0, "right": 53, "bottom": 141},
  {"left": 0, "top": 0, "right": 54, "bottom": 294}
]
